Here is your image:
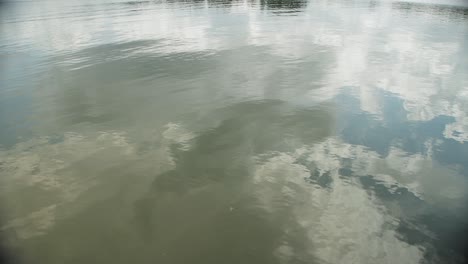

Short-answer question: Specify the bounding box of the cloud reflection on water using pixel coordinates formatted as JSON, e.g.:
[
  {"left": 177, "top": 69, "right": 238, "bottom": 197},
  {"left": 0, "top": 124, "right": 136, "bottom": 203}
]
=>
[{"left": 1, "top": 0, "right": 468, "bottom": 263}]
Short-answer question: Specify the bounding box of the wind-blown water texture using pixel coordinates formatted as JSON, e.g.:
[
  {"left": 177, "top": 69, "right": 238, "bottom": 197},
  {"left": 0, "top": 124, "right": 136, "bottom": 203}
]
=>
[{"left": 1, "top": 0, "right": 468, "bottom": 263}]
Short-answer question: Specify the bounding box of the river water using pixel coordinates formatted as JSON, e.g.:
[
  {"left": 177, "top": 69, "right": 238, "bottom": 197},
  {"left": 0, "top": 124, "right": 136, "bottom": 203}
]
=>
[{"left": 1, "top": 0, "right": 468, "bottom": 263}]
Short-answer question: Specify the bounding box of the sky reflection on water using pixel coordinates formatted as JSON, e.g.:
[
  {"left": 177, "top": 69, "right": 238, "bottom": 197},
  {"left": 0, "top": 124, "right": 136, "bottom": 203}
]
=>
[{"left": 1, "top": 0, "right": 468, "bottom": 263}]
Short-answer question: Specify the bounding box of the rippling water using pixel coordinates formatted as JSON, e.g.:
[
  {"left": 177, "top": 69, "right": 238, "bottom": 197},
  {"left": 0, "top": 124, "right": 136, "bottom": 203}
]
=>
[{"left": 1, "top": 0, "right": 468, "bottom": 263}]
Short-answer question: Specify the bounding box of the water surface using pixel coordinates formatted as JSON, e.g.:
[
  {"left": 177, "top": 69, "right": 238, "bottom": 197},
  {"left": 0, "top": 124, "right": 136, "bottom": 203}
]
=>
[{"left": 1, "top": 0, "right": 468, "bottom": 263}]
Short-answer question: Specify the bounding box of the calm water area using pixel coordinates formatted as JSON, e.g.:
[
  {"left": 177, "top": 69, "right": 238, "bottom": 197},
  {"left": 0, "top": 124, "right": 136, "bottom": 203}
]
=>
[{"left": 1, "top": 0, "right": 468, "bottom": 263}]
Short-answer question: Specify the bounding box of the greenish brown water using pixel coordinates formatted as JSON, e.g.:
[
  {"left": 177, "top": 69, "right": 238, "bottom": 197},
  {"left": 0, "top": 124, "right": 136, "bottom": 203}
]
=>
[{"left": 1, "top": 0, "right": 468, "bottom": 263}]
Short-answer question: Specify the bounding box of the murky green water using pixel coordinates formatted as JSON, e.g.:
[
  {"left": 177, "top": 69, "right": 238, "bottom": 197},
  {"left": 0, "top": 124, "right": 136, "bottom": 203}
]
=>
[{"left": 1, "top": 0, "right": 468, "bottom": 263}]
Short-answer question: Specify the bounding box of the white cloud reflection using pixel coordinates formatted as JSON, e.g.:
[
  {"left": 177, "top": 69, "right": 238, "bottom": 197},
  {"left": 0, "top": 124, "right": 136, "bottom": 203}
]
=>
[
  {"left": 1, "top": 0, "right": 467, "bottom": 261},
  {"left": 4, "top": 0, "right": 467, "bottom": 143},
  {"left": 253, "top": 137, "right": 468, "bottom": 263},
  {"left": 0, "top": 123, "right": 193, "bottom": 239}
]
